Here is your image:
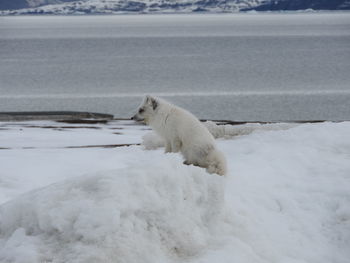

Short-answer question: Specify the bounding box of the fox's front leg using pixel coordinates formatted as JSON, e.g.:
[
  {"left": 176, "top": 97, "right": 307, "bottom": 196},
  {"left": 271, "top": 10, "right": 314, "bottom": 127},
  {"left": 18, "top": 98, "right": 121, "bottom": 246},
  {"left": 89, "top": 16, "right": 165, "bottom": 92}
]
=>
[
  {"left": 171, "top": 138, "right": 182, "bottom": 153},
  {"left": 165, "top": 141, "right": 172, "bottom": 153}
]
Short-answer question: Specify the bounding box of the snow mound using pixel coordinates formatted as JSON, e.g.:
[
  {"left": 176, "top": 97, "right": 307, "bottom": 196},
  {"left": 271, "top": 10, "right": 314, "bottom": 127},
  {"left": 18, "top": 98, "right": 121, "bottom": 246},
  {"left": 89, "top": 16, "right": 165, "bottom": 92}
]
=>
[
  {"left": 203, "top": 121, "right": 297, "bottom": 139},
  {"left": 0, "top": 156, "right": 225, "bottom": 263}
]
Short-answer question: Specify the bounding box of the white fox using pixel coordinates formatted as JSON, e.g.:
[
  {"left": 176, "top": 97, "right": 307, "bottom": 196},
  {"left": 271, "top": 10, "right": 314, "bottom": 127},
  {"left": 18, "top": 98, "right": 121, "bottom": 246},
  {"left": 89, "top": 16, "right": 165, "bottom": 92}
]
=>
[{"left": 132, "top": 96, "right": 227, "bottom": 176}]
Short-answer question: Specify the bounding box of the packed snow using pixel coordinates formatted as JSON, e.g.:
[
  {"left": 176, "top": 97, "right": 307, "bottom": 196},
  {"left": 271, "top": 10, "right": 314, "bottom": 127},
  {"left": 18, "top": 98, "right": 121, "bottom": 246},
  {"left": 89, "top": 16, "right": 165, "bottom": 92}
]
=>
[{"left": 0, "top": 120, "right": 349, "bottom": 263}]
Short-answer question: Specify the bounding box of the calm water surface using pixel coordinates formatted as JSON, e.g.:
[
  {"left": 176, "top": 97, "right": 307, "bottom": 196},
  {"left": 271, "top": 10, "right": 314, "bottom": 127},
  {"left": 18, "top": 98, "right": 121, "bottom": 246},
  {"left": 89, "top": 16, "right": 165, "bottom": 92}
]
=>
[{"left": 0, "top": 13, "right": 349, "bottom": 121}]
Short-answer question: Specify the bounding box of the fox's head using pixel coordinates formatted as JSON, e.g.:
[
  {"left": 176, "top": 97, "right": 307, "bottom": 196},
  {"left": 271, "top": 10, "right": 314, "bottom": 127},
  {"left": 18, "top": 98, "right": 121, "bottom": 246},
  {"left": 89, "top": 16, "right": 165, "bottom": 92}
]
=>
[{"left": 131, "top": 95, "right": 158, "bottom": 124}]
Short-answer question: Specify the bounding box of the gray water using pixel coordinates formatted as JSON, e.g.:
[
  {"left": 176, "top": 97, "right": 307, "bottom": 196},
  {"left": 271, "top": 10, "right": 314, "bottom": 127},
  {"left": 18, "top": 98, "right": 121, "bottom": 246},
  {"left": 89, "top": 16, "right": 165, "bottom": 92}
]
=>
[{"left": 1, "top": 13, "right": 349, "bottom": 121}]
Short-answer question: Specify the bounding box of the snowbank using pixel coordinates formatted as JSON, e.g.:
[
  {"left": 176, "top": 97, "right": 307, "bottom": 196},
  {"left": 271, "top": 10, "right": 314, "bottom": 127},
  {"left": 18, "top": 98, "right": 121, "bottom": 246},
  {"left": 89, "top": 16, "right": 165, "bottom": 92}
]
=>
[
  {"left": 200, "top": 121, "right": 350, "bottom": 263},
  {"left": 0, "top": 156, "right": 225, "bottom": 263},
  {"left": 0, "top": 121, "right": 349, "bottom": 263},
  {"left": 203, "top": 121, "right": 297, "bottom": 138}
]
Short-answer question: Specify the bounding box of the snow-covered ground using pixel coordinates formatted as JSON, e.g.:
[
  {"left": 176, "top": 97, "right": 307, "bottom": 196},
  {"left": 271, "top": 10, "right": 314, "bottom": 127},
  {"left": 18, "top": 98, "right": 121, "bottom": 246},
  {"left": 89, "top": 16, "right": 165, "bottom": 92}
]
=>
[{"left": 0, "top": 120, "right": 349, "bottom": 263}]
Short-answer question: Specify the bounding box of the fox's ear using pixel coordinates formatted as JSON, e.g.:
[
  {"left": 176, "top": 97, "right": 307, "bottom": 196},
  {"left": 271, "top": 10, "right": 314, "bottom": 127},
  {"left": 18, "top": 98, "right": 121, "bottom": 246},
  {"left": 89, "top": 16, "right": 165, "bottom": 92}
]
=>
[
  {"left": 145, "top": 95, "right": 157, "bottom": 109},
  {"left": 145, "top": 95, "right": 152, "bottom": 102},
  {"left": 150, "top": 97, "right": 158, "bottom": 110}
]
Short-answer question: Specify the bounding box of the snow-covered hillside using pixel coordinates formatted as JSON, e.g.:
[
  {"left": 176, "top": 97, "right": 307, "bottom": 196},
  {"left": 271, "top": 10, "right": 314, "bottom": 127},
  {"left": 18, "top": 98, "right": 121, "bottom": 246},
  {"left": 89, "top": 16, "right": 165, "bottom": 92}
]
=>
[
  {"left": 1, "top": 0, "right": 349, "bottom": 15},
  {"left": 0, "top": 120, "right": 349, "bottom": 262},
  {"left": 0, "top": 0, "right": 265, "bottom": 15}
]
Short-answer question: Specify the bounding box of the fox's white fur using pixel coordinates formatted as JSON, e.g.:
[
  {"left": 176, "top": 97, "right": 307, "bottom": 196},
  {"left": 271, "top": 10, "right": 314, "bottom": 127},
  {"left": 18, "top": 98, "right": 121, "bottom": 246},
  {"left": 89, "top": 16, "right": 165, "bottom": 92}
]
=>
[{"left": 132, "top": 96, "right": 227, "bottom": 176}]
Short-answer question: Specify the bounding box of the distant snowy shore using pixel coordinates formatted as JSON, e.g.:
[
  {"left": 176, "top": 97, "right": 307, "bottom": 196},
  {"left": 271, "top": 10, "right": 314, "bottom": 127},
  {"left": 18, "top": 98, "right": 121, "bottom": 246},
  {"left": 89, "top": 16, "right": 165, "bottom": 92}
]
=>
[
  {"left": 1, "top": 0, "right": 349, "bottom": 15},
  {"left": 0, "top": 120, "right": 349, "bottom": 262}
]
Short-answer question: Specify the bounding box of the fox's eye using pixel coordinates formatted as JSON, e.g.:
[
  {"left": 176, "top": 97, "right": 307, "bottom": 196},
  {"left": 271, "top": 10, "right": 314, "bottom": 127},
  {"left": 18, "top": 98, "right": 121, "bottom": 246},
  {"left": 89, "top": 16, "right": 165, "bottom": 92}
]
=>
[{"left": 139, "top": 108, "right": 144, "bottom": 113}]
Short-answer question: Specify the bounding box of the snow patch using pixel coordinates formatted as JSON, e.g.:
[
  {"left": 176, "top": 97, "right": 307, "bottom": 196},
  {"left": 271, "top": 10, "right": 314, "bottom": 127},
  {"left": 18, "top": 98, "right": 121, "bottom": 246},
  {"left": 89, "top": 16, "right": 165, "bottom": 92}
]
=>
[
  {"left": 0, "top": 156, "right": 225, "bottom": 263},
  {"left": 203, "top": 121, "right": 297, "bottom": 139}
]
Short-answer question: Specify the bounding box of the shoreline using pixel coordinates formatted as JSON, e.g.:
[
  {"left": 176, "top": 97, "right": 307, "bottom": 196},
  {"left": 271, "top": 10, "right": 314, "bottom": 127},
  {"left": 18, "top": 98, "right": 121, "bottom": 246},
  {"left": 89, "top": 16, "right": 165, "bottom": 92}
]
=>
[{"left": 0, "top": 111, "right": 114, "bottom": 122}]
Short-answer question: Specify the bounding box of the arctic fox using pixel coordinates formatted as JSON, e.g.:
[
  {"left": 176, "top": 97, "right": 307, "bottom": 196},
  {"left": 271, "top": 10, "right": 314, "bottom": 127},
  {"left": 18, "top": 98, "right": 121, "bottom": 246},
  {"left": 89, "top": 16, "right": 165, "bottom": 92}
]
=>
[{"left": 132, "top": 96, "right": 227, "bottom": 176}]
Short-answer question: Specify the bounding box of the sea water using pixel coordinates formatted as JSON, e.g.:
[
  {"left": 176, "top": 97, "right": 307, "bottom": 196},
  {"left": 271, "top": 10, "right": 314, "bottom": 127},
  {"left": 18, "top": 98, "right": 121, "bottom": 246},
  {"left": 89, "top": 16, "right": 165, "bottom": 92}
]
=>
[{"left": 0, "top": 13, "right": 349, "bottom": 121}]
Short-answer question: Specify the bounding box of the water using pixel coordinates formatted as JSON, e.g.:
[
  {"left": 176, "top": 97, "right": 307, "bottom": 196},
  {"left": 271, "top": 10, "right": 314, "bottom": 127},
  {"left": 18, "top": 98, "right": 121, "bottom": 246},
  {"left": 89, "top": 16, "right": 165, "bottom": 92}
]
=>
[{"left": 1, "top": 13, "right": 349, "bottom": 121}]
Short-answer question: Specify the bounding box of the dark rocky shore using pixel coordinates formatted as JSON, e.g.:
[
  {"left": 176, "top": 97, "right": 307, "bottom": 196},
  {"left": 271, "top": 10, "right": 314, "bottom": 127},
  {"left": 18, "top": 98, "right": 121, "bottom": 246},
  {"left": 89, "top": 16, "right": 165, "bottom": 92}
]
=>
[{"left": 0, "top": 111, "right": 114, "bottom": 122}]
